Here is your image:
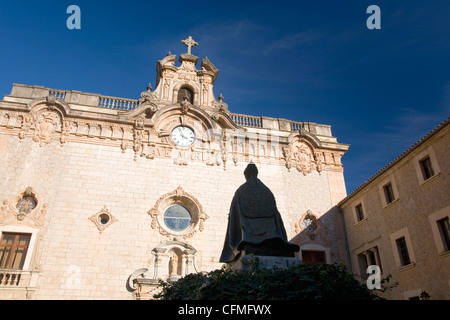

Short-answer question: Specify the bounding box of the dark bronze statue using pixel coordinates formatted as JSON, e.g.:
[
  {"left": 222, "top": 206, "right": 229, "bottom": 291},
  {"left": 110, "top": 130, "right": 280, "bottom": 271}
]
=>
[{"left": 220, "top": 163, "right": 299, "bottom": 263}]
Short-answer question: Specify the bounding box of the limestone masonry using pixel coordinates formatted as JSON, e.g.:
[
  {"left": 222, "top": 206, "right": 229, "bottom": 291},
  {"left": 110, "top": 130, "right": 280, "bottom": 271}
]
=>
[{"left": 0, "top": 37, "right": 447, "bottom": 300}]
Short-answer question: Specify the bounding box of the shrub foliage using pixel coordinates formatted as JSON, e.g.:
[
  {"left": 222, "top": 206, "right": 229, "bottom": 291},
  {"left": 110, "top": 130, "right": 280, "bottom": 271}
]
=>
[{"left": 154, "top": 260, "right": 384, "bottom": 300}]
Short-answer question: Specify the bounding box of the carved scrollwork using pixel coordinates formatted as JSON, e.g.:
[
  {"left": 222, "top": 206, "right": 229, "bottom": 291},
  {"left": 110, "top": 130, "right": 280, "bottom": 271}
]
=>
[
  {"left": 212, "top": 94, "right": 229, "bottom": 114},
  {"left": 139, "top": 84, "right": 160, "bottom": 104},
  {"left": 283, "top": 139, "right": 323, "bottom": 175},
  {"left": 0, "top": 187, "right": 47, "bottom": 227},
  {"left": 147, "top": 186, "right": 208, "bottom": 240},
  {"left": 32, "top": 111, "right": 60, "bottom": 146}
]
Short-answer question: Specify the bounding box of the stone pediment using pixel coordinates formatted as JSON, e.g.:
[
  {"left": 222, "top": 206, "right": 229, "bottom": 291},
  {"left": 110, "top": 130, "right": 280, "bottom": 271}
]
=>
[{"left": 152, "top": 37, "right": 220, "bottom": 109}]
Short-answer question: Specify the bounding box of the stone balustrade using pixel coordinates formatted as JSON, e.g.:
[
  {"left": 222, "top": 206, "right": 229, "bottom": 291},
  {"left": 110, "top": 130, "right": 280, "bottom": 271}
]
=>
[
  {"left": 98, "top": 96, "right": 139, "bottom": 110},
  {"left": 0, "top": 271, "right": 22, "bottom": 286},
  {"left": 0, "top": 270, "right": 40, "bottom": 299},
  {"left": 0, "top": 270, "right": 40, "bottom": 287},
  {"left": 4, "top": 84, "right": 334, "bottom": 136},
  {"left": 230, "top": 113, "right": 263, "bottom": 128},
  {"left": 49, "top": 89, "right": 67, "bottom": 100}
]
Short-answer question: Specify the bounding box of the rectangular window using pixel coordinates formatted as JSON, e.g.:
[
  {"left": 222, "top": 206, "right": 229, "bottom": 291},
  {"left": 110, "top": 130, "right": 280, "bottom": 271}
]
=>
[
  {"left": 420, "top": 156, "right": 435, "bottom": 180},
  {"left": 357, "top": 247, "right": 382, "bottom": 280},
  {"left": 396, "top": 237, "right": 411, "bottom": 266},
  {"left": 383, "top": 183, "right": 395, "bottom": 204},
  {"left": 0, "top": 233, "right": 31, "bottom": 270},
  {"left": 437, "top": 217, "right": 450, "bottom": 252},
  {"left": 355, "top": 204, "right": 364, "bottom": 222},
  {"left": 357, "top": 253, "right": 369, "bottom": 280}
]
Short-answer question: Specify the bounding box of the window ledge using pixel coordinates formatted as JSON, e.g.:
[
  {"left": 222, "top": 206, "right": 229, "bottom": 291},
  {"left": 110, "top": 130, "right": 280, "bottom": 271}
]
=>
[
  {"left": 355, "top": 217, "right": 368, "bottom": 226},
  {"left": 383, "top": 198, "right": 399, "bottom": 210},
  {"left": 419, "top": 172, "right": 440, "bottom": 187},
  {"left": 397, "top": 262, "right": 416, "bottom": 272}
]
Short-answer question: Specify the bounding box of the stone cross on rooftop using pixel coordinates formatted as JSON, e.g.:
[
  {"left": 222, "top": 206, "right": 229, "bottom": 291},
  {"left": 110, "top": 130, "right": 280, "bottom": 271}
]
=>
[{"left": 181, "top": 36, "right": 199, "bottom": 55}]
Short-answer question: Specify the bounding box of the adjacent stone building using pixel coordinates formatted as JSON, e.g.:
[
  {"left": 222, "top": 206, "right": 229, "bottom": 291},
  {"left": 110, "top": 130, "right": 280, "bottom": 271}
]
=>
[
  {"left": 0, "top": 38, "right": 350, "bottom": 299},
  {"left": 339, "top": 118, "right": 450, "bottom": 300}
]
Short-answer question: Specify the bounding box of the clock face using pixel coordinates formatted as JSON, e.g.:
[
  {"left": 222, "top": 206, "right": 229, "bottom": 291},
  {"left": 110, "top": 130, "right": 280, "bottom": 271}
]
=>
[{"left": 171, "top": 126, "right": 196, "bottom": 147}]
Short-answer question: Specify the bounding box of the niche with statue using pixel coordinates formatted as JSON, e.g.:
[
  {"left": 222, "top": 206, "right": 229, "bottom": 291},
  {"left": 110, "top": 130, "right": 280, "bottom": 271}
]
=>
[{"left": 128, "top": 239, "right": 200, "bottom": 300}]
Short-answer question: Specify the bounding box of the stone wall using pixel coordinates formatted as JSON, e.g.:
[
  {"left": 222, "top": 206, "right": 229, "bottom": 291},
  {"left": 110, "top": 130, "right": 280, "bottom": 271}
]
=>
[
  {"left": 0, "top": 132, "right": 348, "bottom": 299},
  {"left": 339, "top": 120, "right": 449, "bottom": 300}
]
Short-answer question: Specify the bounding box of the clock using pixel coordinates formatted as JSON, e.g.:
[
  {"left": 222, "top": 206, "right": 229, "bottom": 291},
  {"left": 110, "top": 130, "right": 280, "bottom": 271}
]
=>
[{"left": 171, "top": 126, "right": 196, "bottom": 147}]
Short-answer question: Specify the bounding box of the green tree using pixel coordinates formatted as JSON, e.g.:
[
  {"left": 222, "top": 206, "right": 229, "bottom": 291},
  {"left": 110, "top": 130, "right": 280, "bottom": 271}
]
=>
[{"left": 154, "top": 260, "right": 392, "bottom": 300}]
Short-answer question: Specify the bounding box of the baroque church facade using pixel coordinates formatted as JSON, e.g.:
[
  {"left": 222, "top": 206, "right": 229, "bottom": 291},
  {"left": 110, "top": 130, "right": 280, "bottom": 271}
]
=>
[{"left": 0, "top": 37, "right": 352, "bottom": 299}]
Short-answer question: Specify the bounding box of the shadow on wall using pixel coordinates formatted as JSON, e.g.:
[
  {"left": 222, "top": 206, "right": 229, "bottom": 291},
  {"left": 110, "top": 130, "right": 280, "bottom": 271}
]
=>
[{"left": 289, "top": 205, "right": 351, "bottom": 269}]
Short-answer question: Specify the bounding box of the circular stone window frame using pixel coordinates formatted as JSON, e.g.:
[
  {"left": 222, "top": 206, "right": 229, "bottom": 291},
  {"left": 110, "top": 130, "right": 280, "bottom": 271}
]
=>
[
  {"left": 148, "top": 186, "right": 209, "bottom": 239},
  {"left": 10, "top": 187, "right": 42, "bottom": 222}
]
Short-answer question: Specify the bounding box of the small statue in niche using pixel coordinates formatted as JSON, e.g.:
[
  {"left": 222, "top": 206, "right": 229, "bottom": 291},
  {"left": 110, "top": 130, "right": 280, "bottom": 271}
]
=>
[{"left": 169, "top": 254, "right": 178, "bottom": 276}]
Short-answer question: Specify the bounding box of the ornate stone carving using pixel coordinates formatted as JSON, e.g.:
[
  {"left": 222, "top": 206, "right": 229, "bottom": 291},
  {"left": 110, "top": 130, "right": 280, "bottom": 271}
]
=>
[
  {"left": 0, "top": 199, "right": 11, "bottom": 224},
  {"left": 295, "top": 210, "right": 321, "bottom": 240},
  {"left": 128, "top": 240, "right": 200, "bottom": 299},
  {"left": 19, "top": 114, "right": 35, "bottom": 140},
  {"left": 32, "top": 111, "right": 60, "bottom": 146},
  {"left": 61, "top": 120, "right": 73, "bottom": 145},
  {"left": 132, "top": 116, "right": 146, "bottom": 161},
  {"left": 163, "top": 79, "right": 171, "bottom": 100},
  {"left": 314, "top": 152, "right": 323, "bottom": 174},
  {"left": 135, "top": 116, "right": 145, "bottom": 130},
  {"left": 89, "top": 206, "right": 117, "bottom": 233},
  {"left": 139, "top": 83, "right": 160, "bottom": 104},
  {"left": 202, "top": 84, "right": 209, "bottom": 105},
  {"left": 283, "top": 140, "right": 322, "bottom": 175},
  {"left": 213, "top": 94, "right": 229, "bottom": 113},
  {"left": 121, "top": 140, "right": 129, "bottom": 153},
  {"left": 0, "top": 187, "right": 47, "bottom": 227}
]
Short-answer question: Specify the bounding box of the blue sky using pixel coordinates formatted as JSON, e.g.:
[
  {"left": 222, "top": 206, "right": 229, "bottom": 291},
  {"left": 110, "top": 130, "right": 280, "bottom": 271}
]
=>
[{"left": 0, "top": 0, "right": 449, "bottom": 193}]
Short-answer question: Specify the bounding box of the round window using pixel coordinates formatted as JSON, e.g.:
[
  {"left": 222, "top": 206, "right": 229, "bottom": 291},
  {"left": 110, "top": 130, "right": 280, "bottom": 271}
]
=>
[
  {"left": 99, "top": 213, "right": 110, "bottom": 225},
  {"left": 163, "top": 205, "right": 192, "bottom": 232}
]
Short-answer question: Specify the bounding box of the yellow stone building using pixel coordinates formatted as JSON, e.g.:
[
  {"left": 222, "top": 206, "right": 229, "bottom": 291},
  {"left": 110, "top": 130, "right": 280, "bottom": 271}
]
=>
[
  {"left": 0, "top": 38, "right": 349, "bottom": 300},
  {"left": 339, "top": 118, "right": 449, "bottom": 300}
]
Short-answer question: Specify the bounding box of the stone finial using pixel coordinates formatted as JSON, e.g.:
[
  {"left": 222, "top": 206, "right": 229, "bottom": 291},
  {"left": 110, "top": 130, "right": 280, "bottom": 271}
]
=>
[{"left": 181, "top": 36, "right": 199, "bottom": 55}]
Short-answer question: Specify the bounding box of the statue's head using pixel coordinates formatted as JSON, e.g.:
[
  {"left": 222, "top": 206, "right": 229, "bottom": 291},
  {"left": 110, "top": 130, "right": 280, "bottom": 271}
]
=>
[{"left": 244, "top": 163, "right": 258, "bottom": 181}]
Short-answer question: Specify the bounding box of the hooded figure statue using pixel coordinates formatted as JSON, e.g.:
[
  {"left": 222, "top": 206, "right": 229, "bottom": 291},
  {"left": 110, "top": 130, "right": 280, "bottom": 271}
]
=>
[{"left": 219, "top": 163, "right": 299, "bottom": 264}]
